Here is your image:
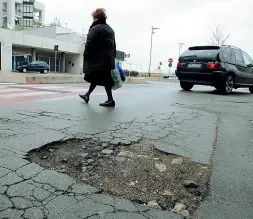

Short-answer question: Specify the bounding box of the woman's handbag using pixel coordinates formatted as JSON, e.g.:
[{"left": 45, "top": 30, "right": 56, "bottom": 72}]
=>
[{"left": 111, "top": 68, "right": 122, "bottom": 90}]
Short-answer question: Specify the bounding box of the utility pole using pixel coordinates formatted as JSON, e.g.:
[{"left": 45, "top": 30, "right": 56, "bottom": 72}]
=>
[
  {"left": 148, "top": 26, "right": 159, "bottom": 75},
  {"left": 128, "top": 63, "right": 132, "bottom": 77},
  {"left": 179, "top": 42, "right": 184, "bottom": 57}
]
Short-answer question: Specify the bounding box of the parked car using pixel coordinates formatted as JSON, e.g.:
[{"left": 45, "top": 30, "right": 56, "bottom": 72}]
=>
[
  {"left": 163, "top": 72, "right": 170, "bottom": 79},
  {"left": 175, "top": 45, "right": 253, "bottom": 93},
  {"left": 16, "top": 61, "right": 50, "bottom": 74}
]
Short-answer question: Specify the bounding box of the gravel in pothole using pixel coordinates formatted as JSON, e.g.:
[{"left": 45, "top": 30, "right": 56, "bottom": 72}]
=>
[{"left": 28, "top": 139, "right": 211, "bottom": 215}]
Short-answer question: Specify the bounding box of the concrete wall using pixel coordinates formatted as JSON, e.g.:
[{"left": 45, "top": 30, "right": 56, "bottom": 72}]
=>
[
  {"left": 0, "top": 29, "right": 13, "bottom": 70},
  {"left": 22, "top": 27, "right": 84, "bottom": 44},
  {"left": 55, "top": 26, "right": 73, "bottom": 35},
  {"left": 0, "top": 1, "right": 3, "bottom": 28},
  {"left": 66, "top": 54, "right": 83, "bottom": 74},
  {"left": 0, "top": 28, "right": 84, "bottom": 71},
  {"left": 56, "top": 32, "right": 82, "bottom": 44},
  {"left": 7, "top": 0, "right": 15, "bottom": 28},
  {"left": 21, "top": 26, "right": 57, "bottom": 39},
  {"left": 2, "top": 28, "right": 83, "bottom": 53}
]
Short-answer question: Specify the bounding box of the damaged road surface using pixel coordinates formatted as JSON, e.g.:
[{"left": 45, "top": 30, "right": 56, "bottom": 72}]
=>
[
  {"left": 28, "top": 138, "right": 211, "bottom": 216},
  {"left": 1, "top": 82, "right": 253, "bottom": 219},
  {"left": 26, "top": 108, "right": 216, "bottom": 218}
]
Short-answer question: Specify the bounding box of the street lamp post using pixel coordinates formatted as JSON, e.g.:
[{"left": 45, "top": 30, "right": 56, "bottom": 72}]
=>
[
  {"left": 179, "top": 42, "right": 184, "bottom": 57},
  {"left": 148, "top": 26, "right": 159, "bottom": 75}
]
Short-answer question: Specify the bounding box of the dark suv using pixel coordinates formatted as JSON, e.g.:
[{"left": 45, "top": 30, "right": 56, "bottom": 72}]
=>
[{"left": 175, "top": 45, "right": 253, "bottom": 93}]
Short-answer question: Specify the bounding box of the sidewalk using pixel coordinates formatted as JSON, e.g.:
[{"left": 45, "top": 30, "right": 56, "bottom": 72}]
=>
[{"left": 0, "top": 71, "right": 147, "bottom": 84}]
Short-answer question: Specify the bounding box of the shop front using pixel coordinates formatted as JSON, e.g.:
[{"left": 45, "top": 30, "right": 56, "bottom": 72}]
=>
[{"left": 12, "top": 50, "right": 63, "bottom": 73}]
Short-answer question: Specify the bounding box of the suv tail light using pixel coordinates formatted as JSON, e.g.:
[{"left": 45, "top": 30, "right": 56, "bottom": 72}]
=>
[
  {"left": 206, "top": 62, "right": 222, "bottom": 70},
  {"left": 177, "top": 62, "right": 184, "bottom": 69}
]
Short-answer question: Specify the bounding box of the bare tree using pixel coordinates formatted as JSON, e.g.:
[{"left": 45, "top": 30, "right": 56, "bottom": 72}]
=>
[{"left": 206, "top": 25, "right": 230, "bottom": 46}]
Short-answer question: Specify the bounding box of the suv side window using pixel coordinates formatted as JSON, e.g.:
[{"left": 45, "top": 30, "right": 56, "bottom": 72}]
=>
[
  {"left": 242, "top": 51, "right": 253, "bottom": 66},
  {"left": 222, "top": 48, "right": 232, "bottom": 61},
  {"left": 232, "top": 49, "right": 243, "bottom": 63}
]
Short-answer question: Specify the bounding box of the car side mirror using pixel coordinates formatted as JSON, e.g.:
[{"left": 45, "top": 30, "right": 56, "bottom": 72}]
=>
[{"left": 247, "top": 63, "right": 253, "bottom": 68}]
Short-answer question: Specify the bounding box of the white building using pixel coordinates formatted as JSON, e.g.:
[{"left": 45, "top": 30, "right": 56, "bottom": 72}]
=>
[
  {"left": 0, "top": 0, "right": 123, "bottom": 75},
  {"left": 0, "top": 0, "right": 45, "bottom": 29},
  {"left": 1, "top": 0, "right": 45, "bottom": 28},
  {"left": 0, "top": 26, "right": 85, "bottom": 73}
]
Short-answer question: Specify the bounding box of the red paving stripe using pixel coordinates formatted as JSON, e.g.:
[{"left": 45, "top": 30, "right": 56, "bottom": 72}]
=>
[
  {"left": 0, "top": 90, "right": 42, "bottom": 95},
  {"left": 0, "top": 92, "right": 77, "bottom": 106},
  {"left": 0, "top": 80, "right": 135, "bottom": 105},
  {"left": 0, "top": 90, "right": 136, "bottom": 106},
  {"left": 1, "top": 85, "right": 89, "bottom": 92},
  {"left": 11, "top": 84, "right": 84, "bottom": 89},
  {"left": 0, "top": 87, "right": 15, "bottom": 90},
  {"left": 0, "top": 89, "right": 100, "bottom": 105}
]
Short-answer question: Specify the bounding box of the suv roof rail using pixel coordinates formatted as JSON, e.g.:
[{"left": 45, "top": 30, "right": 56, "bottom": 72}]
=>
[{"left": 221, "top": 45, "right": 241, "bottom": 50}]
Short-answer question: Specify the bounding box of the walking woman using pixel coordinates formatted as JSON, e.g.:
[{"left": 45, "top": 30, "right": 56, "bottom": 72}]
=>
[{"left": 79, "top": 8, "right": 116, "bottom": 107}]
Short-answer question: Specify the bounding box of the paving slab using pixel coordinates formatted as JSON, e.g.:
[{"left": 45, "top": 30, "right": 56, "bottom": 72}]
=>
[
  {"left": 0, "top": 172, "right": 23, "bottom": 187},
  {"left": 0, "top": 209, "right": 23, "bottom": 219},
  {"left": 145, "top": 210, "right": 183, "bottom": 219},
  {"left": 16, "top": 163, "right": 44, "bottom": 179},
  {"left": 11, "top": 197, "right": 34, "bottom": 209},
  {"left": 0, "top": 186, "right": 7, "bottom": 194},
  {"left": 45, "top": 196, "right": 115, "bottom": 219},
  {"left": 7, "top": 182, "right": 35, "bottom": 199},
  {"left": 23, "top": 207, "right": 44, "bottom": 219},
  {"left": 155, "top": 112, "right": 217, "bottom": 164},
  {"left": 68, "top": 183, "right": 99, "bottom": 195},
  {"left": 0, "top": 194, "right": 13, "bottom": 211},
  {"left": 89, "top": 212, "right": 149, "bottom": 219},
  {"left": 0, "top": 167, "right": 12, "bottom": 178},
  {"left": 0, "top": 156, "right": 29, "bottom": 170},
  {"left": 32, "top": 170, "right": 76, "bottom": 191}
]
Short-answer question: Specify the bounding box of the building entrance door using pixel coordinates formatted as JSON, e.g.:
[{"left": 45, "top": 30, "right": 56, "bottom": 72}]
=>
[{"left": 12, "top": 55, "right": 31, "bottom": 71}]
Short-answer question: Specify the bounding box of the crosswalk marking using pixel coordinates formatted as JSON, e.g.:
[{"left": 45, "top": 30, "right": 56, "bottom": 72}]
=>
[
  {"left": 0, "top": 91, "right": 56, "bottom": 98},
  {"left": 0, "top": 82, "right": 174, "bottom": 106},
  {"left": 0, "top": 84, "right": 88, "bottom": 106},
  {"left": 0, "top": 83, "right": 17, "bottom": 85},
  {"left": 0, "top": 84, "right": 135, "bottom": 106}
]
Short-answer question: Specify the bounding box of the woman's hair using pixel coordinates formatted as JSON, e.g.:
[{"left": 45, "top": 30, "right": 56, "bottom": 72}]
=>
[{"left": 92, "top": 8, "right": 107, "bottom": 21}]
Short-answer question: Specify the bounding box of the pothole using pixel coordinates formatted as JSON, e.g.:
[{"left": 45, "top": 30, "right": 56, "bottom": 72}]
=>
[{"left": 27, "top": 138, "right": 211, "bottom": 215}]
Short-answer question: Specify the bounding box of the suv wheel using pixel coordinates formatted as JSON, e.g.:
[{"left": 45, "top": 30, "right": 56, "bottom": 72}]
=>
[
  {"left": 180, "top": 82, "right": 194, "bottom": 91},
  {"left": 249, "top": 87, "right": 253, "bottom": 93},
  {"left": 23, "top": 68, "right": 27, "bottom": 73},
  {"left": 217, "top": 75, "right": 234, "bottom": 94}
]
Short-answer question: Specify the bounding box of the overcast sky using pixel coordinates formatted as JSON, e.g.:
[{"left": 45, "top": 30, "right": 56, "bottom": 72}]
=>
[{"left": 40, "top": 0, "right": 253, "bottom": 72}]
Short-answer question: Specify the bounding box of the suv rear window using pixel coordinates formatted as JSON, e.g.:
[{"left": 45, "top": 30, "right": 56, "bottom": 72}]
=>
[
  {"left": 232, "top": 49, "right": 243, "bottom": 62},
  {"left": 181, "top": 46, "right": 220, "bottom": 58}
]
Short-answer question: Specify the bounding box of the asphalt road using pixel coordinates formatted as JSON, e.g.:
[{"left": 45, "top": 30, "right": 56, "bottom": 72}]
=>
[{"left": 0, "top": 81, "right": 253, "bottom": 219}]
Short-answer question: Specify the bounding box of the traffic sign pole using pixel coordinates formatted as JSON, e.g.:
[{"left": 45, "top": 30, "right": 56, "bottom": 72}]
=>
[{"left": 168, "top": 58, "right": 173, "bottom": 78}]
